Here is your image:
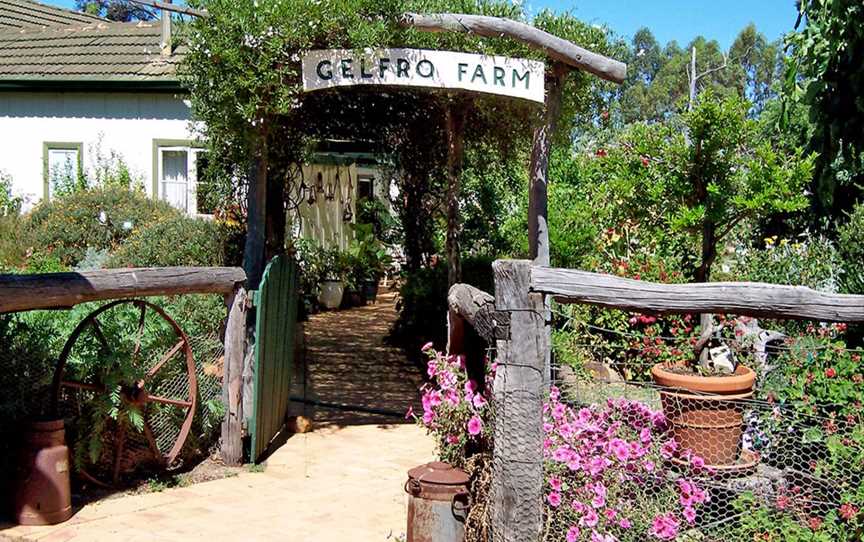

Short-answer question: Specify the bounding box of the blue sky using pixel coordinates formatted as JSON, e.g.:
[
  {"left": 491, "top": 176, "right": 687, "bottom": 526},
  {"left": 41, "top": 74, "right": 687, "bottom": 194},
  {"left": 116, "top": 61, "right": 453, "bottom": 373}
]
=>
[{"left": 44, "top": 0, "right": 799, "bottom": 50}]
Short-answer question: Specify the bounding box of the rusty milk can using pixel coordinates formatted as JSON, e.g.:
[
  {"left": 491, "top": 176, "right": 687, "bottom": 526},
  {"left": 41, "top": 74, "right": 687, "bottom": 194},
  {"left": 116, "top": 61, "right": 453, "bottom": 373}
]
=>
[
  {"left": 14, "top": 420, "right": 73, "bottom": 525},
  {"left": 405, "top": 461, "right": 470, "bottom": 542}
]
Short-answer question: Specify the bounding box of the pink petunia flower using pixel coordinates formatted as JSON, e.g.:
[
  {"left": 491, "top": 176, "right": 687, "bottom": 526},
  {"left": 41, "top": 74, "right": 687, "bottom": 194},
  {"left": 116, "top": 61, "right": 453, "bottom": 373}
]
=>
[
  {"left": 549, "top": 476, "right": 562, "bottom": 492},
  {"left": 566, "top": 526, "right": 580, "bottom": 542},
  {"left": 467, "top": 415, "right": 483, "bottom": 436},
  {"left": 547, "top": 491, "right": 562, "bottom": 507},
  {"left": 683, "top": 506, "right": 696, "bottom": 524},
  {"left": 649, "top": 513, "right": 679, "bottom": 540},
  {"left": 421, "top": 341, "right": 434, "bottom": 352},
  {"left": 580, "top": 508, "right": 599, "bottom": 528}
]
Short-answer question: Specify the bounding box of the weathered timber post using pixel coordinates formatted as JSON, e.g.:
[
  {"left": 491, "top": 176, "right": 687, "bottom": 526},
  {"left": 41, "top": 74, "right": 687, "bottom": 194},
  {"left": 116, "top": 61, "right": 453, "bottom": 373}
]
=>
[
  {"left": 528, "top": 62, "right": 568, "bottom": 267},
  {"left": 445, "top": 99, "right": 468, "bottom": 287},
  {"left": 221, "top": 286, "right": 247, "bottom": 465},
  {"left": 491, "top": 260, "right": 547, "bottom": 542}
]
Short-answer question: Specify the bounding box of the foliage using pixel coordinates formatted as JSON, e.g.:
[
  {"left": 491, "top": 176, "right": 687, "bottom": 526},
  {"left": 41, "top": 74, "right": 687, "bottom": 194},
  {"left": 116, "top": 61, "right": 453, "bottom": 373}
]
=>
[
  {"left": 615, "top": 25, "right": 780, "bottom": 125},
  {"left": 761, "top": 325, "right": 863, "bottom": 420},
  {"left": 109, "top": 216, "right": 234, "bottom": 268},
  {"left": 0, "top": 172, "right": 26, "bottom": 269},
  {"left": 75, "top": 0, "right": 155, "bottom": 21},
  {"left": 543, "top": 390, "right": 709, "bottom": 541},
  {"left": 837, "top": 203, "right": 864, "bottom": 294},
  {"left": 26, "top": 186, "right": 179, "bottom": 267},
  {"left": 357, "top": 198, "right": 400, "bottom": 246},
  {"left": 388, "top": 255, "right": 494, "bottom": 357},
  {"left": 719, "top": 234, "right": 841, "bottom": 293},
  {"left": 785, "top": 0, "right": 864, "bottom": 218},
  {"left": 345, "top": 222, "right": 392, "bottom": 282},
  {"left": 413, "top": 345, "right": 494, "bottom": 467},
  {"left": 732, "top": 491, "right": 861, "bottom": 542}
]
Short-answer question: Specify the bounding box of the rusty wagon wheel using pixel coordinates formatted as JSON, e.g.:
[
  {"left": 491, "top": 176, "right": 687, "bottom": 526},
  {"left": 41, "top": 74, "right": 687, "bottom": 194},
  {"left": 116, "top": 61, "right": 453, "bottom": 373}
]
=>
[{"left": 51, "top": 299, "right": 197, "bottom": 487}]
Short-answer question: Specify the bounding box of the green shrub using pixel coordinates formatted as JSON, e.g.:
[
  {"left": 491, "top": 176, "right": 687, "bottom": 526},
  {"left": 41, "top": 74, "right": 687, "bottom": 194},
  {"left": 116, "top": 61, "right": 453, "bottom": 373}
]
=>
[
  {"left": 388, "top": 256, "right": 495, "bottom": 358},
  {"left": 27, "top": 187, "right": 179, "bottom": 266},
  {"left": 109, "top": 216, "right": 229, "bottom": 268},
  {"left": 838, "top": 204, "right": 864, "bottom": 294}
]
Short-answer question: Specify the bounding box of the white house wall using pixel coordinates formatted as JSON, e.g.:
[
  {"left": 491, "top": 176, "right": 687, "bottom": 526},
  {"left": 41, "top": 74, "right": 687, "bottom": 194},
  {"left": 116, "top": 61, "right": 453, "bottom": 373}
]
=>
[
  {"left": 0, "top": 91, "right": 197, "bottom": 210},
  {"left": 298, "top": 163, "right": 359, "bottom": 250}
]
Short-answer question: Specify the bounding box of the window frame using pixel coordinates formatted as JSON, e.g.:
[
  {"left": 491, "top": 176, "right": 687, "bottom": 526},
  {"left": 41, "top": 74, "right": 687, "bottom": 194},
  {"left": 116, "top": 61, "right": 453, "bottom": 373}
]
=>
[
  {"left": 151, "top": 139, "right": 207, "bottom": 216},
  {"left": 42, "top": 141, "right": 83, "bottom": 200}
]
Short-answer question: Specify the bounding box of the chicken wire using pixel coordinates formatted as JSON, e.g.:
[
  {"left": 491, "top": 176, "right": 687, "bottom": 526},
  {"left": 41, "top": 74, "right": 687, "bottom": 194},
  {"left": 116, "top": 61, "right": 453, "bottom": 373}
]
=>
[
  {"left": 0, "top": 300, "right": 226, "bottom": 492},
  {"left": 536, "top": 305, "right": 864, "bottom": 542}
]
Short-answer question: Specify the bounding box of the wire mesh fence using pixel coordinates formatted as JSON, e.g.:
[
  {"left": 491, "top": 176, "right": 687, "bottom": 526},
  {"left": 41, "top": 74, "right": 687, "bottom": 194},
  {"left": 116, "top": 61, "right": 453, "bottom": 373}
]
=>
[
  {"left": 540, "top": 303, "right": 864, "bottom": 542},
  {"left": 0, "top": 295, "right": 226, "bottom": 495}
]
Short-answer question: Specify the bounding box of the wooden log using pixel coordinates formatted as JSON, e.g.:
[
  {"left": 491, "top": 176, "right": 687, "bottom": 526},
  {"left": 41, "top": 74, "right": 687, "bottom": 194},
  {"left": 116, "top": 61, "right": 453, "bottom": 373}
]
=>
[
  {"left": 0, "top": 267, "right": 246, "bottom": 314},
  {"left": 221, "top": 287, "right": 247, "bottom": 466},
  {"left": 529, "top": 62, "right": 568, "bottom": 266},
  {"left": 447, "top": 283, "right": 509, "bottom": 345},
  {"left": 531, "top": 266, "right": 864, "bottom": 322},
  {"left": 402, "top": 13, "right": 627, "bottom": 84},
  {"left": 491, "top": 260, "right": 546, "bottom": 542}
]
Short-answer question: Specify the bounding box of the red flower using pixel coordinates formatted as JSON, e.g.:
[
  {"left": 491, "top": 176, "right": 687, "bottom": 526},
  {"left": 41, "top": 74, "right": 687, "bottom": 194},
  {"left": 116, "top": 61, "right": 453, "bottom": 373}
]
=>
[
  {"left": 601, "top": 110, "right": 610, "bottom": 120},
  {"left": 840, "top": 503, "right": 859, "bottom": 521},
  {"left": 595, "top": 148, "right": 608, "bottom": 157},
  {"left": 640, "top": 156, "right": 650, "bottom": 167},
  {"left": 808, "top": 517, "right": 823, "bottom": 531},
  {"left": 824, "top": 367, "right": 837, "bottom": 378}
]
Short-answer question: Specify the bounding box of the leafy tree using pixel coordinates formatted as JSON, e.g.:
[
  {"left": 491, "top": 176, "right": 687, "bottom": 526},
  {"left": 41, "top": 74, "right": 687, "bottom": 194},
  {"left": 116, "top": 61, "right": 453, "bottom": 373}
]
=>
[
  {"left": 785, "top": 0, "right": 864, "bottom": 220},
  {"left": 75, "top": 0, "right": 155, "bottom": 21},
  {"left": 543, "top": 93, "right": 814, "bottom": 282}
]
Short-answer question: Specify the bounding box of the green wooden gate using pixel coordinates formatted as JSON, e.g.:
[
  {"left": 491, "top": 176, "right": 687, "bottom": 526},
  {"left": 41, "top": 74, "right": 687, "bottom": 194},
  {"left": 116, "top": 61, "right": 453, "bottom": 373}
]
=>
[{"left": 249, "top": 255, "right": 299, "bottom": 462}]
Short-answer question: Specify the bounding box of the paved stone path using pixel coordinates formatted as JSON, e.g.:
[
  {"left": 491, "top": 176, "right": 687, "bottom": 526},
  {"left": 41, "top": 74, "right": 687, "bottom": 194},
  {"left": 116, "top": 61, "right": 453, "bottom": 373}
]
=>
[{"left": 1, "top": 290, "right": 433, "bottom": 542}]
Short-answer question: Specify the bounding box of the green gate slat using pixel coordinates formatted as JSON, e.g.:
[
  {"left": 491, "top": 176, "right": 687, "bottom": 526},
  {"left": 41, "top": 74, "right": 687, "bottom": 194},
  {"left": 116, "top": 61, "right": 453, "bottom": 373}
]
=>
[{"left": 250, "top": 255, "right": 299, "bottom": 462}]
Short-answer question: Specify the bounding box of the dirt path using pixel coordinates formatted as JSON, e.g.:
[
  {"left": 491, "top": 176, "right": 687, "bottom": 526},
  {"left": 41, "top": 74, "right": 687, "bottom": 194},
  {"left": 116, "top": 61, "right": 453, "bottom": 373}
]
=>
[{"left": 1, "top": 289, "right": 434, "bottom": 542}]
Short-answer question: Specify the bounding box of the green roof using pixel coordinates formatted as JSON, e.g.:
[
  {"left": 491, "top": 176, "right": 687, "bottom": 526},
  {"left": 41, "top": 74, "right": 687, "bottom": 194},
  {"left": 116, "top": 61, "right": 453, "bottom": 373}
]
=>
[
  {"left": 0, "top": 20, "right": 186, "bottom": 89},
  {"left": 0, "top": 0, "right": 105, "bottom": 29}
]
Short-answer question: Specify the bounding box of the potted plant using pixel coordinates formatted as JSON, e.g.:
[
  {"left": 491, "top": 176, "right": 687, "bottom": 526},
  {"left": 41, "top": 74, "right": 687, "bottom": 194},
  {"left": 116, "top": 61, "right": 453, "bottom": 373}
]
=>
[
  {"left": 347, "top": 223, "right": 392, "bottom": 304},
  {"left": 650, "top": 316, "right": 757, "bottom": 467},
  {"left": 317, "top": 247, "right": 348, "bottom": 310}
]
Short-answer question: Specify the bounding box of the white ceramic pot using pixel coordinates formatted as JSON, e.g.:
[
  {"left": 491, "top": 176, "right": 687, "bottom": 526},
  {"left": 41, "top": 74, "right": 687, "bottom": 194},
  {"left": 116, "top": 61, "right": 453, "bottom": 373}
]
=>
[{"left": 318, "top": 280, "right": 345, "bottom": 309}]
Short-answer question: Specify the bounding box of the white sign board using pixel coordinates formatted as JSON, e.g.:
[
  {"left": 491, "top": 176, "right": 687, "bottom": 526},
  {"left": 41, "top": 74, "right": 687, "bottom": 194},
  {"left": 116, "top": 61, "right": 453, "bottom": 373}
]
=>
[{"left": 302, "top": 48, "right": 545, "bottom": 103}]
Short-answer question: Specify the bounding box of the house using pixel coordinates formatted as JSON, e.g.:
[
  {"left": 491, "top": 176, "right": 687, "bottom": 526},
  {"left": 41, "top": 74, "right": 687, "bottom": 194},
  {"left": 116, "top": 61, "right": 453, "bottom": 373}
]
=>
[{"left": 0, "top": 0, "right": 391, "bottom": 248}]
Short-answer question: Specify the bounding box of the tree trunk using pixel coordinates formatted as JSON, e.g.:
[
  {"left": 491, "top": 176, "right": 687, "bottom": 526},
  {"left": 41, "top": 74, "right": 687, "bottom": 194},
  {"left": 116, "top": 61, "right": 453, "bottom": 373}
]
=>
[
  {"left": 694, "top": 218, "right": 716, "bottom": 283},
  {"left": 445, "top": 100, "right": 467, "bottom": 287},
  {"left": 528, "top": 62, "right": 569, "bottom": 266},
  {"left": 243, "top": 147, "right": 267, "bottom": 291},
  {"left": 688, "top": 46, "right": 697, "bottom": 111},
  {"left": 264, "top": 144, "right": 286, "bottom": 262}
]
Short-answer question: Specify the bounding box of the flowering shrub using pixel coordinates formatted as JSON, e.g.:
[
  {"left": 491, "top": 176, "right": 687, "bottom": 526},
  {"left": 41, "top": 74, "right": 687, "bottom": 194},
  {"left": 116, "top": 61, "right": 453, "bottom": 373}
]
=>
[
  {"left": 543, "top": 387, "right": 709, "bottom": 541},
  {"left": 413, "top": 344, "right": 495, "bottom": 467}
]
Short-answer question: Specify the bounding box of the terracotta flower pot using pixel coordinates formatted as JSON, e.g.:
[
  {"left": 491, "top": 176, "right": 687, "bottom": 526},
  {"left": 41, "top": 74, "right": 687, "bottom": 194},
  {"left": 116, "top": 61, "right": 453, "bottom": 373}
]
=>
[{"left": 651, "top": 363, "right": 756, "bottom": 467}]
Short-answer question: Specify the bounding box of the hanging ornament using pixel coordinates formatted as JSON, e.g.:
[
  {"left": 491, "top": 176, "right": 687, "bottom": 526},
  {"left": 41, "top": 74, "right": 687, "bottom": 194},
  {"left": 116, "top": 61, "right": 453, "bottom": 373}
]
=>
[
  {"left": 342, "top": 169, "right": 354, "bottom": 222},
  {"left": 325, "top": 170, "right": 337, "bottom": 201}
]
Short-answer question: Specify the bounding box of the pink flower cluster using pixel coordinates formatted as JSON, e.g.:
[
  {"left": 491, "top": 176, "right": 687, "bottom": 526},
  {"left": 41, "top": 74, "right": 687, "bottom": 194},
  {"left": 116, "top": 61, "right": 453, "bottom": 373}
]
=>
[
  {"left": 413, "top": 343, "right": 495, "bottom": 462},
  {"left": 544, "top": 387, "right": 709, "bottom": 541}
]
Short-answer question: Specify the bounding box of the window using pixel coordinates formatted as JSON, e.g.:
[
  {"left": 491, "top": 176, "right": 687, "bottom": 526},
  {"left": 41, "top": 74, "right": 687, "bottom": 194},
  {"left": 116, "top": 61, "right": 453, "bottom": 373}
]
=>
[
  {"left": 43, "top": 142, "right": 82, "bottom": 199},
  {"left": 357, "top": 174, "right": 374, "bottom": 201},
  {"left": 153, "top": 140, "right": 207, "bottom": 215}
]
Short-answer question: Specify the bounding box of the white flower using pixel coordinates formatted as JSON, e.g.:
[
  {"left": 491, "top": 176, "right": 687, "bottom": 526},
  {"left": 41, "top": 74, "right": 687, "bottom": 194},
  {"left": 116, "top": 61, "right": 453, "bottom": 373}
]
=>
[
  {"left": 98, "top": 211, "right": 107, "bottom": 224},
  {"left": 122, "top": 221, "right": 133, "bottom": 230}
]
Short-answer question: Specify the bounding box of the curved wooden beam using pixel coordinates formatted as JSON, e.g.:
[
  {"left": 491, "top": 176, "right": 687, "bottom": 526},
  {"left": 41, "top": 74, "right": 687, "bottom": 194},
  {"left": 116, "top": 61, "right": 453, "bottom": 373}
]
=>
[{"left": 401, "top": 12, "right": 626, "bottom": 84}]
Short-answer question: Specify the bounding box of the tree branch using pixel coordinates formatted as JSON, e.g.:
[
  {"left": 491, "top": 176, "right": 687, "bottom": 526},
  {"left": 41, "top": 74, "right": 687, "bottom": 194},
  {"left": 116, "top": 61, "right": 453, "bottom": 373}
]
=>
[{"left": 401, "top": 12, "right": 626, "bottom": 83}]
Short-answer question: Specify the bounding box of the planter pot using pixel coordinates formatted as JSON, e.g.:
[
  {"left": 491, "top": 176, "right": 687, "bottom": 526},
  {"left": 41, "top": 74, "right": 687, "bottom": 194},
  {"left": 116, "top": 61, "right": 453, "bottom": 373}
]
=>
[
  {"left": 361, "top": 279, "right": 379, "bottom": 304},
  {"left": 318, "top": 280, "right": 345, "bottom": 310},
  {"left": 651, "top": 363, "right": 756, "bottom": 467}
]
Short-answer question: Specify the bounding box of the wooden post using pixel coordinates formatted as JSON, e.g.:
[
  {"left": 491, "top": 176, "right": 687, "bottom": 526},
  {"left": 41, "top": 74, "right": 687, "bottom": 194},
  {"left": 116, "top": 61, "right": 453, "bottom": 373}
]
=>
[
  {"left": 221, "top": 286, "right": 247, "bottom": 465},
  {"left": 445, "top": 99, "right": 467, "bottom": 287},
  {"left": 491, "top": 260, "right": 547, "bottom": 542},
  {"left": 528, "top": 62, "right": 568, "bottom": 267}
]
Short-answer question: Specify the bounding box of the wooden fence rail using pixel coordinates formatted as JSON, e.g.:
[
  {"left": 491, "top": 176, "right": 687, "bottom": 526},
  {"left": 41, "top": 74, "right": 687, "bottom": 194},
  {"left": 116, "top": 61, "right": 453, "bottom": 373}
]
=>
[
  {"left": 0, "top": 266, "right": 249, "bottom": 466},
  {"left": 449, "top": 260, "right": 864, "bottom": 542}
]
